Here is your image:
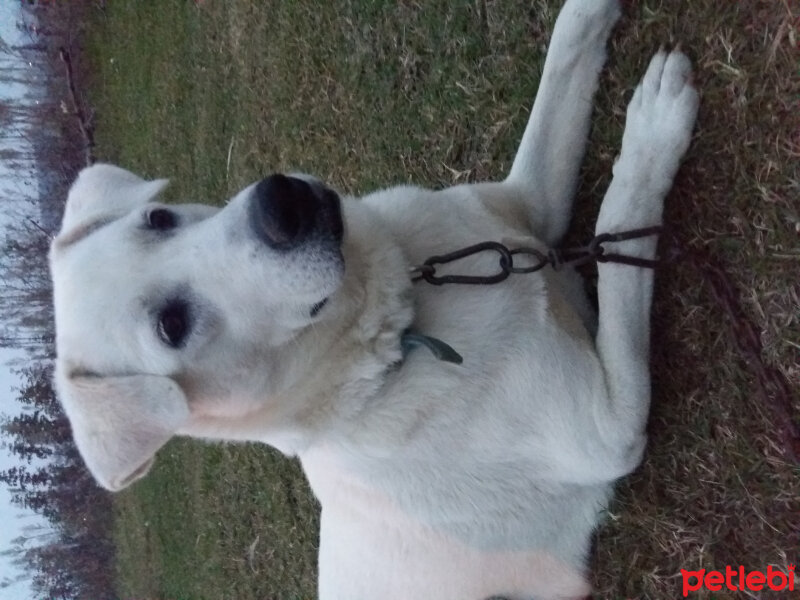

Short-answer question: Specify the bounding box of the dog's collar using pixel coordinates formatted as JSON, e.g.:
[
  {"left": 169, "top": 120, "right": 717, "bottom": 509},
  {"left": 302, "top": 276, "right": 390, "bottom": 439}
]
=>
[{"left": 400, "top": 329, "right": 463, "bottom": 364}]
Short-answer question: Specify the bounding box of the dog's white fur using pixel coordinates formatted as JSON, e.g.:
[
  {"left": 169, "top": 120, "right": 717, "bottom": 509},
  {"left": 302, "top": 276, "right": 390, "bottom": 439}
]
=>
[{"left": 49, "top": 1, "right": 699, "bottom": 598}]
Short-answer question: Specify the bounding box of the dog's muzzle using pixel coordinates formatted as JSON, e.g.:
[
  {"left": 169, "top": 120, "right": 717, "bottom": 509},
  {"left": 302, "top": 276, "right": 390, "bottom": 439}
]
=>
[{"left": 249, "top": 174, "right": 343, "bottom": 251}]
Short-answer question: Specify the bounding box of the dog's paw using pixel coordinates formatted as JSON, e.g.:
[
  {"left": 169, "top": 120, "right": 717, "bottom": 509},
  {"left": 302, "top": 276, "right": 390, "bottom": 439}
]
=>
[
  {"left": 619, "top": 49, "right": 699, "bottom": 183},
  {"left": 597, "top": 49, "right": 698, "bottom": 233}
]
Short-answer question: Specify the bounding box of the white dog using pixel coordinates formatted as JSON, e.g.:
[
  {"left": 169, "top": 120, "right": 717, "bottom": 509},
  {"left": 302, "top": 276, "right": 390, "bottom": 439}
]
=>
[{"left": 49, "top": 0, "right": 698, "bottom": 597}]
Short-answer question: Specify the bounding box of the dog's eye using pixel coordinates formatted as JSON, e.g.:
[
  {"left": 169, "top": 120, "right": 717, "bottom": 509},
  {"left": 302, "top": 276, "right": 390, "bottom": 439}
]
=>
[
  {"left": 157, "top": 301, "right": 190, "bottom": 348},
  {"left": 146, "top": 208, "right": 177, "bottom": 231}
]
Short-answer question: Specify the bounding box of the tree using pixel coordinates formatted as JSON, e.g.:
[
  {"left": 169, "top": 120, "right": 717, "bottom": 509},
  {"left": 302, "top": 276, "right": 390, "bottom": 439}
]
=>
[{"left": 0, "top": 3, "right": 115, "bottom": 597}]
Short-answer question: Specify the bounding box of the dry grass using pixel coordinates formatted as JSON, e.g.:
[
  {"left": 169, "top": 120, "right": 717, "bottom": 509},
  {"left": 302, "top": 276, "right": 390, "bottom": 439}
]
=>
[
  {"left": 580, "top": 2, "right": 800, "bottom": 597},
  {"left": 83, "top": 1, "right": 799, "bottom": 598}
]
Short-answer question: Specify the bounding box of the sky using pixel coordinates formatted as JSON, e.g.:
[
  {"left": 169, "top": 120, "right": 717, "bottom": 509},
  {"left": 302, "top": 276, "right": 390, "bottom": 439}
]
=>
[{"left": 1, "top": 2, "right": 52, "bottom": 597}]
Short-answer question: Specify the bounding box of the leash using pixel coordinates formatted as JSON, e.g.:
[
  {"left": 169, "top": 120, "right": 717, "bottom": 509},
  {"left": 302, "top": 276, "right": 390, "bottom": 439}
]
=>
[
  {"left": 402, "top": 227, "right": 663, "bottom": 364},
  {"left": 409, "top": 226, "right": 663, "bottom": 286}
]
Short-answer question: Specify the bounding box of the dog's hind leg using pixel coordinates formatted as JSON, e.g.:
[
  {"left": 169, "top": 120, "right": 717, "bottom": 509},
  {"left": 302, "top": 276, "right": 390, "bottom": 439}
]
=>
[
  {"left": 505, "top": 0, "right": 620, "bottom": 245},
  {"left": 590, "top": 49, "right": 698, "bottom": 468}
]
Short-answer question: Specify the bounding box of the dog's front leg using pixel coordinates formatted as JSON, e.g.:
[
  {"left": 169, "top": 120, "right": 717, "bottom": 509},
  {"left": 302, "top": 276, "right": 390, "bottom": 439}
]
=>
[
  {"left": 592, "top": 49, "right": 699, "bottom": 465},
  {"left": 506, "top": 0, "right": 620, "bottom": 245}
]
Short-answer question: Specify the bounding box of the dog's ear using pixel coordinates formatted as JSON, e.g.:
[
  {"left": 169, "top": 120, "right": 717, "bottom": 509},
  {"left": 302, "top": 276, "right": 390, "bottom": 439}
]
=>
[
  {"left": 55, "top": 368, "right": 189, "bottom": 491},
  {"left": 60, "top": 164, "right": 169, "bottom": 234}
]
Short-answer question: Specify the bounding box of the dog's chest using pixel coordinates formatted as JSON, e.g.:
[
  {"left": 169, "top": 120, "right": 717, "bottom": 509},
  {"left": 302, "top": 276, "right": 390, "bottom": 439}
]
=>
[{"left": 303, "top": 265, "right": 604, "bottom": 542}]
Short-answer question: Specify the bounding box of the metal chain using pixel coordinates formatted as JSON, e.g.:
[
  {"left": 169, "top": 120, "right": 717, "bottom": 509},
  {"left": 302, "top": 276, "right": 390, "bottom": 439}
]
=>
[{"left": 411, "top": 226, "right": 663, "bottom": 286}]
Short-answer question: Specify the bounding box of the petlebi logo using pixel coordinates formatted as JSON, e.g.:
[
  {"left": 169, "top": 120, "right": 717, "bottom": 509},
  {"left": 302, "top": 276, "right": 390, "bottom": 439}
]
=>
[{"left": 681, "top": 564, "right": 796, "bottom": 596}]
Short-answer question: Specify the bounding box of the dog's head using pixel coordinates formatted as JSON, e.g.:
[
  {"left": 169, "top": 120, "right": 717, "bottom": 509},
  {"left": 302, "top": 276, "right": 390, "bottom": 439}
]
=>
[{"left": 50, "top": 164, "right": 353, "bottom": 490}]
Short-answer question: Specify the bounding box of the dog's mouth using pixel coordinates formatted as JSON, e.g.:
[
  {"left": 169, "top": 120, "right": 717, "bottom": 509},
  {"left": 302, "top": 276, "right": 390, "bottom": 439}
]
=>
[{"left": 309, "top": 297, "right": 328, "bottom": 317}]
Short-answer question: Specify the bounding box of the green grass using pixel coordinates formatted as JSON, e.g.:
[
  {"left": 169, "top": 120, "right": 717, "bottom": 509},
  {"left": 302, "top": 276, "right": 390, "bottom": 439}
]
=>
[{"left": 83, "top": 1, "right": 799, "bottom": 598}]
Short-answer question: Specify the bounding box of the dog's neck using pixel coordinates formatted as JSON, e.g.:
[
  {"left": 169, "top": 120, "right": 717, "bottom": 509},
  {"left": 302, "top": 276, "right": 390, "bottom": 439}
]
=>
[
  {"left": 283, "top": 200, "right": 416, "bottom": 445},
  {"left": 182, "top": 199, "right": 416, "bottom": 454}
]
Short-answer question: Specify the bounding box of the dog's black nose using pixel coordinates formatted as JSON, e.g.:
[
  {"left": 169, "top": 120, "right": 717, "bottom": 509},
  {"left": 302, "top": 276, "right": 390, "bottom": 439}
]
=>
[{"left": 249, "top": 174, "right": 319, "bottom": 249}]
